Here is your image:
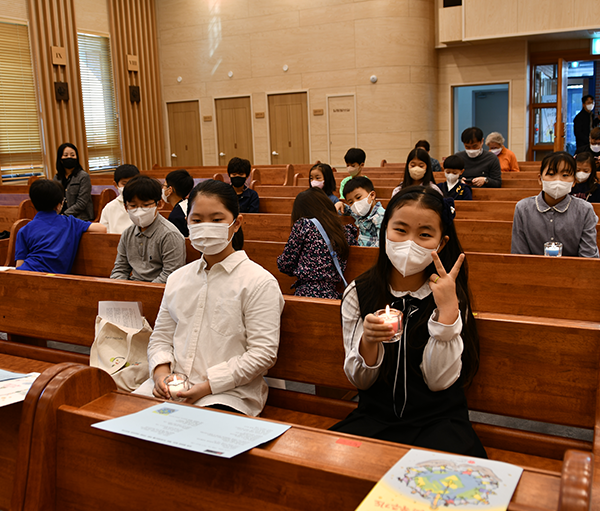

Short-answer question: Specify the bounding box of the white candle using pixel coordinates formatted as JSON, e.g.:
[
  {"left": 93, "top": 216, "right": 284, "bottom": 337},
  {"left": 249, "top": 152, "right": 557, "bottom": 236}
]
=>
[{"left": 168, "top": 375, "right": 186, "bottom": 400}]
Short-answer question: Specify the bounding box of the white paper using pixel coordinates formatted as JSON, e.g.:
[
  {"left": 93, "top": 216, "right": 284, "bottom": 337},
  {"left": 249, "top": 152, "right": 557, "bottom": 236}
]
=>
[
  {"left": 0, "top": 266, "right": 15, "bottom": 271},
  {"left": 356, "top": 448, "right": 523, "bottom": 511},
  {"left": 98, "top": 301, "right": 143, "bottom": 330},
  {"left": 0, "top": 368, "right": 27, "bottom": 382},
  {"left": 0, "top": 372, "right": 40, "bottom": 407},
  {"left": 92, "top": 403, "right": 290, "bottom": 458}
]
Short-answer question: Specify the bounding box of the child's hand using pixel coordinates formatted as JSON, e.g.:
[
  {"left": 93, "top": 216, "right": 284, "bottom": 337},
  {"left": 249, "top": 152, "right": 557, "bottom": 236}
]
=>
[
  {"left": 429, "top": 252, "right": 463, "bottom": 325},
  {"left": 152, "top": 365, "right": 171, "bottom": 399},
  {"left": 178, "top": 381, "right": 212, "bottom": 404},
  {"left": 335, "top": 201, "right": 345, "bottom": 214},
  {"left": 363, "top": 313, "right": 395, "bottom": 344}
]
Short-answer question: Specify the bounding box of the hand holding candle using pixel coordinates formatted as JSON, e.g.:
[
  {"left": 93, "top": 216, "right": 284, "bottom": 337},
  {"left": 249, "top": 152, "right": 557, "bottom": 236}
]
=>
[{"left": 374, "top": 305, "right": 403, "bottom": 343}]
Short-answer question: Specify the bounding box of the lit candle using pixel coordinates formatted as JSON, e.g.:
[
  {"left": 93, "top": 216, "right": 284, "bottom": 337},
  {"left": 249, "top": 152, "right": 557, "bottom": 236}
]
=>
[
  {"left": 168, "top": 375, "right": 186, "bottom": 400},
  {"left": 377, "top": 305, "right": 402, "bottom": 341}
]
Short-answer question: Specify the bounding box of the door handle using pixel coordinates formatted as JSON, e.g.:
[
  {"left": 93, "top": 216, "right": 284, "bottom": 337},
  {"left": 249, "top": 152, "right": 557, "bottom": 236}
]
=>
[
  {"left": 171, "top": 153, "right": 177, "bottom": 158},
  {"left": 219, "top": 152, "right": 226, "bottom": 157},
  {"left": 272, "top": 151, "right": 279, "bottom": 156}
]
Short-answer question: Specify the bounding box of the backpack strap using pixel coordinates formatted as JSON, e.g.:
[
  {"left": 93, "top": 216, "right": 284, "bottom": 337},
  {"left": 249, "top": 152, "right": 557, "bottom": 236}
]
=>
[{"left": 309, "top": 218, "right": 348, "bottom": 288}]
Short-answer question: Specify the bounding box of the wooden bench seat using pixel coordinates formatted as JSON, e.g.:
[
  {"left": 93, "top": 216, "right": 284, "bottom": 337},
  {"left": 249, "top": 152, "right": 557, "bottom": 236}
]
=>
[
  {"left": 0, "top": 271, "right": 598, "bottom": 480},
  {"left": 10, "top": 366, "right": 589, "bottom": 511}
]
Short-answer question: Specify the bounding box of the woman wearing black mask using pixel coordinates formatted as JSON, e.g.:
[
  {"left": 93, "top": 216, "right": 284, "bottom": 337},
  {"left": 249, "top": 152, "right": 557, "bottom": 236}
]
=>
[{"left": 53, "top": 143, "right": 94, "bottom": 221}]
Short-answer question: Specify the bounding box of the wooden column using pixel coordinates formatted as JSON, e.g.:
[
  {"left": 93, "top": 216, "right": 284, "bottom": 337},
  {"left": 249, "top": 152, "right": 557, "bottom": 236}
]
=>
[
  {"left": 108, "top": 0, "right": 165, "bottom": 170},
  {"left": 27, "top": 0, "right": 88, "bottom": 177}
]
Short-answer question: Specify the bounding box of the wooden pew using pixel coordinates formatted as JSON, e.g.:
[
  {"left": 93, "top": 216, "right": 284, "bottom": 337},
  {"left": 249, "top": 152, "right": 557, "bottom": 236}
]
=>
[
  {"left": 0, "top": 271, "right": 598, "bottom": 476},
  {"left": 254, "top": 185, "right": 397, "bottom": 199},
  {"left": 472, "top": 188, "right": 540, "bottom": 201},
  {"left": 10, "top": 364, "right": 590, "bottom": 511},
  {"left": 0, "top": 353, "right": 54, "bottom": 509}
]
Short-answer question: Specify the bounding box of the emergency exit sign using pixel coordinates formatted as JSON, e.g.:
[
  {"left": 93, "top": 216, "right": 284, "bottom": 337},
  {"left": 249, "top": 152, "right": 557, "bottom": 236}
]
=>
[{"left": 592, "top": 38, "right": 600, "bottom": 55}]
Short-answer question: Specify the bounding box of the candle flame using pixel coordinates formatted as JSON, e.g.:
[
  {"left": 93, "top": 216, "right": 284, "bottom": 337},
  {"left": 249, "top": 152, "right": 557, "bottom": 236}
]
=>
[
  {"left": 385, "top": 304, "right": 390, "bottom": 315},
  {"left": 172, "top": 375, "right": 180, "bottom": 384}
]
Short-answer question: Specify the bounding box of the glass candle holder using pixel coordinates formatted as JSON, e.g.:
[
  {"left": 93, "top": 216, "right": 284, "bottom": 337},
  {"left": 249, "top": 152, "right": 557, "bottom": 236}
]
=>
[
  {"left": 164, "top": 373, "right": 189, "bottom": 401},
  {"left": 544, "top": 241, "right": 563, "bottom": 257},
  {"left": 374, "top": 307, "right": 403, "bottom": 343}
]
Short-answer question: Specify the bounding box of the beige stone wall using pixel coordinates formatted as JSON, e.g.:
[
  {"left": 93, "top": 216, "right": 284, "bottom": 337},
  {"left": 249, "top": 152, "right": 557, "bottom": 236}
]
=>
[
  {"left": 156, "top": 0, "right": 439, "bottom": 166},
  {"left": 436, "top": 40, "right": 528, "bottom": 160},
  {"left": 0, "top": 0, "right": 28, "bottom": 22}
]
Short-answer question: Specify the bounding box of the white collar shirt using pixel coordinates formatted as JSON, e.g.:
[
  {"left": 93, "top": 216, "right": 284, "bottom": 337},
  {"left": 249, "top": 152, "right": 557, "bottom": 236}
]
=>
[
  {"left": 99, "top": 195, "right": 133, "bottom": 234},
  {"left": 147, "top": 250, "right": 285, "bottom": 416}
]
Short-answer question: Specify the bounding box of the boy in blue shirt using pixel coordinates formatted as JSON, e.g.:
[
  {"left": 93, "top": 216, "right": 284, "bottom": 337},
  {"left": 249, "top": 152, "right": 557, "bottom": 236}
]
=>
[
  {"left": 338, "top": 176, "right": 385, "bottom": 247},
  {"left": 16, "top": 179, "right": 107, "bottom": 273}
]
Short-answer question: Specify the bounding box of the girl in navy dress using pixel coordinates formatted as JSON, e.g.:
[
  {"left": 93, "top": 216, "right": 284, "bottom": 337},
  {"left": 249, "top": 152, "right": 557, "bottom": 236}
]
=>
[
  {"left": 277, "top": 187, "right": 357, "bottom": 299},
  {"left": 330, "top": 185, "right": 486, "bottom": 458}
]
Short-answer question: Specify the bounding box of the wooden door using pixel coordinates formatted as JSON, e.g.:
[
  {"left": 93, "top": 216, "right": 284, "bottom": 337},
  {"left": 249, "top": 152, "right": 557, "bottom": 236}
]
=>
[
  {"left": 554, "top": 58, "right": 568, "bottom": 152},
  {"left": 215, "top": 97, "right": 253, "bottom": 164},
  {"left": 166, "top": 101, "right": 202, "bottom": 166},
  {"left": 328, "top": 95, "right": 356, "bottom": 167},
  {"left": 268, "top": 93, "right": 309, "bottom": 164}
]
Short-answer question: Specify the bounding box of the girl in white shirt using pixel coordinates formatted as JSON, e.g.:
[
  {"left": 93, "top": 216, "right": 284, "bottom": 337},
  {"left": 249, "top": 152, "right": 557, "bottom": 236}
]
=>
[
  {"left": 136, "top": 179, "right": 284, "bottom": 416},
  {"left": 330, "top": 185, "right": 486, "bottom": 457}
]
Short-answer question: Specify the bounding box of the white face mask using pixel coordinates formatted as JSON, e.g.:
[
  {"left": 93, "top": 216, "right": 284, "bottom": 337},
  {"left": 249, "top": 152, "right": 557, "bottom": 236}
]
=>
[
  {"left": 161, "top": 187, "right": 170, "bottom": 203},
  {"left": 350, "top": 195, "right": 373, "bottom": 217},
  {"left": 576, "top": 171, "right": 591, "bottom": 183},
  {"left": 189, "top": 220, "right": 235, "bottom": 255},
  {"left": 347, "top": 165, "right": 360, "bottom": 177},
  {"left": 311, "top": 180, "right": 324, "bottom": 189},
  {"left": 542, "top": 179, "right": 573, "bottom": 200},
  {"left": 590, "top": 144, "right": 600, "bottom": 153},
  {"left": 128, "top": 206, "right": 157, "bottom": 228},
  {"left": 586, "top": 103, "right": 595, "bottom": 112},
  {"left": 445, "top": 172, "right": 460, "bottom": 188},
  {"left": 465, "top": 148, "right": 482, "bottom": 158},
  {"left": 117, "top": 186, "right": 124, "bottom": 197},
  {"left": 408, "top": 166, "right": 426, "bottom": 180},
  {"left": 489, "top": 147, "right": 502, "bottom": 156},
  {"left": 386, "top": 238, "right": 437, "bottom": 277}
]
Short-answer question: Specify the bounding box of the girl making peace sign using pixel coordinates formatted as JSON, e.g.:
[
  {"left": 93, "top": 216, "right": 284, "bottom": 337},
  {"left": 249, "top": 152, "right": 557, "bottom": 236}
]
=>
[{"left": 330, "top": 185, "right": 486, "bottom": 458}]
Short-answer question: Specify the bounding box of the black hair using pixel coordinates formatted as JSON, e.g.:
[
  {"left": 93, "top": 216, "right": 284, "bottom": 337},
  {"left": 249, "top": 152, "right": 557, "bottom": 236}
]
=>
[
  {"left": 590, "top": 127, "right": 600, "bottom": 141},
  {"left": 29, "top": 179, "right": 64, "bottom": 211},
  {"left": 575, "top": 152, "right": 598, "bottom": 195},
  {"left": 400, "top": 148, "right": 436, "bottom": 189},
  {"left": 443, "top": 155, "right": 465, "bottom": 171},
  {"left": 114, "top": 164, "right": 140, "bottom": 185},
  {"left": 414, "top": 140, "right": 431, "bottom": 152},
  {"left": 582, "top": 94, "right": 594, "bottom": 104},
  {"left": 344, "top": 148, "right": 366, "bottom": 165},
  {"left": 291, "top": 187, "right": 349, "bottom": 260},
  {"left": 344, "top": 176, "right": 374, "bottom": 196},
  {"left": 227, "top": 157, "right": 252, "bottom": 177},
  {"left": 349, "top": 185, "right": 479, "bottom": 387},
  {"left": 122, "top": 175, "right": 162, "bottom": 204},
  {"left": 309, "top": 163, "right": 337, "bottom": 196},
  {"left": 461, "top": 127, "right": 483, "bottom": 144},
  {"left": 187, "top": 179, "right": 244, "bottom": 251},
  {"left": 165, "top": 169, "right": 194, "bottom": 199},
  {"left": 540, "top": 151, "right": 576, "bottom": 177},
  {"left": 55, "top": 142, "right": 84, "bottom": 185}
]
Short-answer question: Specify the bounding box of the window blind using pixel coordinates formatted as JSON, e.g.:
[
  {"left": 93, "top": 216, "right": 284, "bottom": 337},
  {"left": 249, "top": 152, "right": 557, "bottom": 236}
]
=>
[
  {"left": 0, "top": 21, "right": 44, "bottom": 182},
  {"left": 78, "top": 33, "right": 121, "bottom": 171}
]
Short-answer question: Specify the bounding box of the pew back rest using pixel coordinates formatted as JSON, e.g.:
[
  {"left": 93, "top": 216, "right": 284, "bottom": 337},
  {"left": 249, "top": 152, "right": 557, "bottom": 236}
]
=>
[
  {"left": 4, "top": 218, "right": 30, "bottom": 266},
  {"left": 0, "top": 271, "right": 597, "bottom": 432},
  {"left": 18, "top": 199, "right": 36, "bottom": 220}
]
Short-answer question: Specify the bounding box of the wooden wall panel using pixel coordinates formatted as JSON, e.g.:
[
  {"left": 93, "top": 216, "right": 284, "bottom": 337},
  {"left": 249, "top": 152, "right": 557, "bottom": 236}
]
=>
[
  {"left": 27, "top": 0, "right": 87, "bottom": 177},
  {"left": 108, "top": 0, "right": 164, "bottom": 170}
]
